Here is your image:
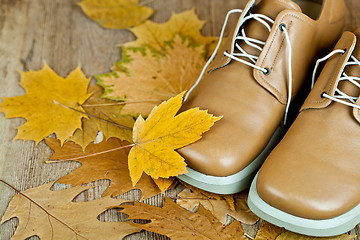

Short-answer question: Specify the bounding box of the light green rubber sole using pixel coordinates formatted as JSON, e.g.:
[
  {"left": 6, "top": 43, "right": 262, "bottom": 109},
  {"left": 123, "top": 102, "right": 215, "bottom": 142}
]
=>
[
  {"left": 248, "top": 174, "right": 360, "bottom": 237},
  {"left": 177, "top": 126, "right": 284, "bottom": 194}
]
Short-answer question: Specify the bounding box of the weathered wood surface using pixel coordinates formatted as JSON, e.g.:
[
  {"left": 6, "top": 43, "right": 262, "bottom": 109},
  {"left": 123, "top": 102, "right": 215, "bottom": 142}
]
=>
[{"left": 0, "top": 0, "right": 359, "bottom": 239}]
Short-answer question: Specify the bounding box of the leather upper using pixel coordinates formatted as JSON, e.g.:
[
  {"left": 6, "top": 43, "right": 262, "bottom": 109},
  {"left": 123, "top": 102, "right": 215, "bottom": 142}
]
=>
[
  {"left": 178, "top": 0, "right": 346, "bottom": 177},
  {"left": 257, "top": 30, "right": 360, "bottom": 220}
]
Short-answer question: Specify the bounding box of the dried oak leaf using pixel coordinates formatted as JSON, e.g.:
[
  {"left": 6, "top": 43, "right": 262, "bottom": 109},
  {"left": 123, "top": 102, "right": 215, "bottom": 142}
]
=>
[
  {"left": 68, "top": 85, "right": 134, "bottom": 149},
  {"left": 128, "top": 92, "right": 222, "bottom": 186},
  {"left": 0, "top": 63, "right": 91, "bottom": 144},
  {"left": 78, "top": 0, "right": 153, "bottom": 29},
  {"left": 254, "top": 222, "right": 356, "bottom": 240},
  {"left": 0, "top": 182, "right": 139, "bottom": 239},
  {"left": 177, "top": 188, "right": 259, "bottom": 225},
  {"left": 121, "top": 197, "right": 247, "bottom": 240},
  {"left": 180, "top": 180, "right": 223, "bottom": 200},
  {"left": 254, "top": 222, "right": 286, "bottom": 240},
  {"left": 180, "top": 179, "right": 239, "bottom": 212},
  {"left": 46, "top": 137, "right": 171, "bottom": 200},
  {"left": 124, "top": 9, "right": 217, "bottom": 55},
  {"left": 97, "top": 35, "right": 206, "bottom": 116}
]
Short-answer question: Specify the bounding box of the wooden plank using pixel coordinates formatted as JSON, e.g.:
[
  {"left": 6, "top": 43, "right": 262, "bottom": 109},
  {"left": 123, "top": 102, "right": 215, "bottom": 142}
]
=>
[{"left": 0, "top": 0, "right": 359, "bottom": 239}]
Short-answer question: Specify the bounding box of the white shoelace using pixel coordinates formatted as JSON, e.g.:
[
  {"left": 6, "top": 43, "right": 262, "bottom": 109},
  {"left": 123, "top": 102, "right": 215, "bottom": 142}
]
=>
[
  {"left": 184, "top": 9, "right": 294, "bottom": 125},
  {"left": 311, "top": 49, "right": 360, "bottom": 109}
]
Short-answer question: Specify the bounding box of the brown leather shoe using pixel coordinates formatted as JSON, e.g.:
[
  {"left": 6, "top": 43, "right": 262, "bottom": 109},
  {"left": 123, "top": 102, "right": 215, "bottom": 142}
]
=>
[
  {"left": 177, "top": 0, "right": 346, "bottom": 194},
  {"left": 248, "top": 29, "right": 360, "bottom": 236}
]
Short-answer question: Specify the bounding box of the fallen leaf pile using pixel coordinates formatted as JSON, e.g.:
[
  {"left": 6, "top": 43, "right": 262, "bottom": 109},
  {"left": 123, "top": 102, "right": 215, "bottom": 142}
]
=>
[{"left": 0, "top": 2, "right": 357, "bottom": 240}]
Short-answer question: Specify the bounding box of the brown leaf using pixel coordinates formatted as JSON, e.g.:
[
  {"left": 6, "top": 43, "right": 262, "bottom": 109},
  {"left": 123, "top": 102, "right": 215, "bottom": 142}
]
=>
[
  {"left": 0, "top": 182, "right": 139, "bottom": 239},
  {"left": 255, "top": 222, "right": 286, "bottom": 240},
  {"left": 180, "top": 180, "right": 223, "bottom": 200},
  {"left": 121, "top": 197, "right": 247, "bottom": 240},
  {"left": 97, "top": 36, "right": 206, "bottom": 116},
  {"left": 177, "top": 189, "right": 259, "bottom": 225},
  {"left": 45, "top": 137, "right": 164, "bottom": 200},
  {"left": 224, "top": 195, "right": 236, "bottom": 211}
]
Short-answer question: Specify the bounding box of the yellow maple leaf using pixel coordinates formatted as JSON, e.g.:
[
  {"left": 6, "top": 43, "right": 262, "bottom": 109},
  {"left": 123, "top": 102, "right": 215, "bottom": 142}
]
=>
[
  {"left": 97, "top": 35, "right": 206, "bottom": 116},
  {"left": 69, "top": 117, "right": 99, "bottom": 150},
  {"left": 68, "top": 85, "right": 134, "bottom": 149},
  {"left": 0, "top": 63, "right": 91, "bottom": 144},
  {"left": 128, "top": 92, "right": 222, "bottom": 186},
  {"left": 78, "top": 0, "right": 154, "bottom": 29},
  {"left": 153, "top": 177, "right": 176, "bottom": 192},
  {"left": 124, "top": 9, "right": 217, "bottom": 55}
]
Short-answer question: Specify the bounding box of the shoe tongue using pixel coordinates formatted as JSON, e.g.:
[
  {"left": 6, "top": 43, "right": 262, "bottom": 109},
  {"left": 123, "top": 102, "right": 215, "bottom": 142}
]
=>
[
  {"left": 239, "top": 0, "right": 301, "bottom": 55},
  {"left": 340, "top": 30, "right": 360, "bottom": 99}
]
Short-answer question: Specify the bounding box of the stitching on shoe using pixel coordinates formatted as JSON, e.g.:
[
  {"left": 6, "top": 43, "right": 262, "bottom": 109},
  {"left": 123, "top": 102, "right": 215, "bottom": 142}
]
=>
[
  {"left": 256, "top": 18, "right": 285, "bottom": 102},
  {"left": 271, "top": 21, "right": 293, "bottom": 72},
  {"left": 307, "top": 35, "right": 354, "bottom": 105},
  {"left": 257, "top": 11, "right": 317, "bottom": 103}
]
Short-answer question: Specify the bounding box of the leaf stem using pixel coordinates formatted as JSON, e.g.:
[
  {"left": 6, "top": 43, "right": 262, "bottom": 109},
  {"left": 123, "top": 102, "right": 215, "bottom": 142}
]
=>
[
  {"left": 53, "top": 100, "right": 132, "bottom": 130},
  {"left": 0, "top": 179, "right": 89, "bottom": 240},
  {"left": 82, "top": 99, "right": 161, "bottom": 107},
  {"left": 52, "top": 143, "right": 135, "bottom": 161}
]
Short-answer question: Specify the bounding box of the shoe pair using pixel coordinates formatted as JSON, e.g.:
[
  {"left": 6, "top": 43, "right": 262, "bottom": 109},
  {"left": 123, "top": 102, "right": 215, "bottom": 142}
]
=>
[{"left": 177, "top": 0, "right": 360, "bottom": 236}]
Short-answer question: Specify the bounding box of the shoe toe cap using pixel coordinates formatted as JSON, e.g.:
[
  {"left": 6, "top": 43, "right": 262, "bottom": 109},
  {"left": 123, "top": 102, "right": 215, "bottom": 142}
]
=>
[{"left": 256, "top": 146, "right": 360, "bottom": 220}]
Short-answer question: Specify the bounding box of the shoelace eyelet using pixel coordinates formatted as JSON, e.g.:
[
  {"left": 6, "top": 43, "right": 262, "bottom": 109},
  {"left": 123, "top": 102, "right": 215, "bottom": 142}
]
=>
[
  {"left": 263, "top": 67, "right": 270, "bottom": 75},
  {"left": 279, "top": 23, "right": 287, "bottom": 31},
  {"left": 320, "top": 91, "right": 327, "bottom": 98},
  {"left": 342, "top": 48, "right": 347, "bottom": 55}
]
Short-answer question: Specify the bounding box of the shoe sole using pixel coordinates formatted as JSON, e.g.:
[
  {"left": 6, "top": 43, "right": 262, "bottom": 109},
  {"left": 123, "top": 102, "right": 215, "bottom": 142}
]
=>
[
  {"left": 248, "top": 174, "right": 360, "bottom": 236},
  {"left": 177, "top": 126, "right": 284, "bottom": 194}
]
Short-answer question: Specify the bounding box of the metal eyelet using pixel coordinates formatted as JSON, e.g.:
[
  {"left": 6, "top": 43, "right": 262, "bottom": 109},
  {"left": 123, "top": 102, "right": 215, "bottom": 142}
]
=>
[
  {"left": 279, "top": 23, "right": 287, "bottom": 31},
  {"left": 263, "top": 67, "right": 270, "bottom": 75}
]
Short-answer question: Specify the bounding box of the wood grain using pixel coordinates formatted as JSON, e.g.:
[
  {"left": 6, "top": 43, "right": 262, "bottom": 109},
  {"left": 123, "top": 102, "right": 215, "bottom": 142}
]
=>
[{"left": 0, "top": 0, "right": 359, "bottom": 239}]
